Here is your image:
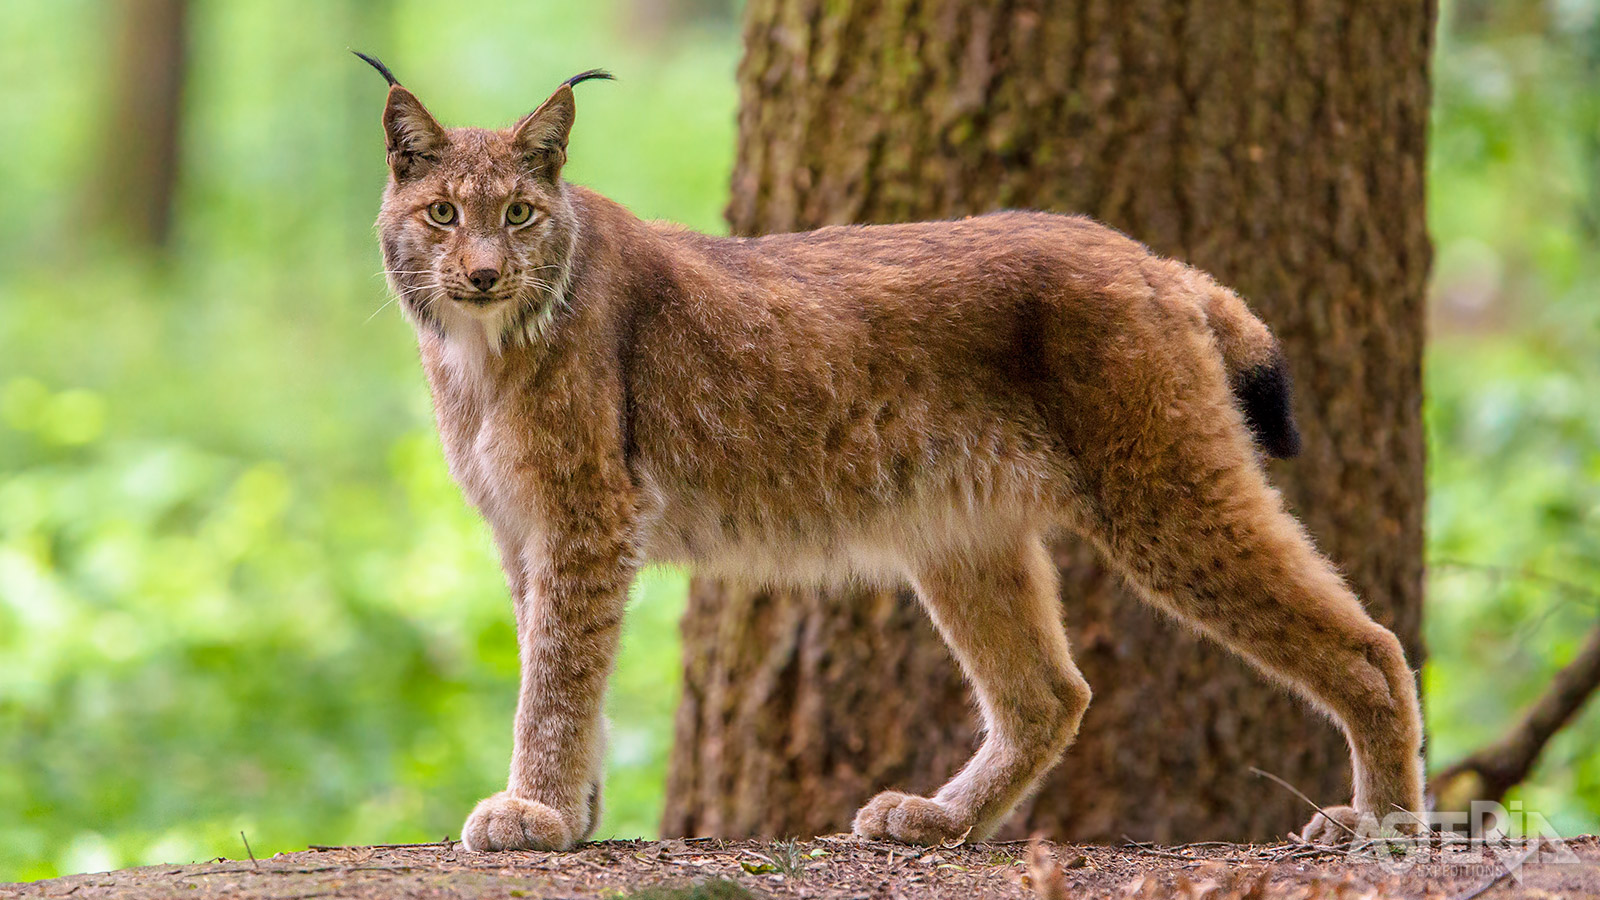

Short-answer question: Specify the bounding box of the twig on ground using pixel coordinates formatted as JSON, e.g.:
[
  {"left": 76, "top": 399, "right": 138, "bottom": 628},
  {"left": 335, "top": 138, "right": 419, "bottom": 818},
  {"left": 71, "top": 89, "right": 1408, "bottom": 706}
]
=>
[
  {"left": 307, "top": 840, "right": 455, "bottom": 852},
  {"left": 1119, "top": 836, "right": 1204, "bottom": 862},
  {"left": 1248, "top": 766, "right": 1361, "bottom": 841},
  {"left": 1453, "top": 841, "right": 1542, "bottom": 900},
  {"left": 241, "top": 831, "right": 259, "bottom": 869},
  {"left": 190, "top": 863, "right": 522, "bottom": 877}
]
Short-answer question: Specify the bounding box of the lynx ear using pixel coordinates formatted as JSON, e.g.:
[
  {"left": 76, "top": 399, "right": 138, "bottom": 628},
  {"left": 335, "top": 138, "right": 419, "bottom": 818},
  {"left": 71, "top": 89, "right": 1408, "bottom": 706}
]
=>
[
  {"left": 354, "top": 51, "right": 447, "bottom": 179},
  {"left": 382, "top": 86, "right": 447, "bottom": 178},
  {"left": 513, "top": 69, "right": 613, "bottom": 180},
  {"left": 513, "top": 87, "right": 575, "bottom": 180}
]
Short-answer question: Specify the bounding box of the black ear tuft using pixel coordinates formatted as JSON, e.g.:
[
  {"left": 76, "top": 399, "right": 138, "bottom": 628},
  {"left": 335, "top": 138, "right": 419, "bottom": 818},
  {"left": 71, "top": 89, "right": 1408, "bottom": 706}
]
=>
[
  {"left": 563, "top": 69, "right": 615, "bottom": 90},
  {"left": 353, "top": 50, "right": 400, "bottom": 86}
]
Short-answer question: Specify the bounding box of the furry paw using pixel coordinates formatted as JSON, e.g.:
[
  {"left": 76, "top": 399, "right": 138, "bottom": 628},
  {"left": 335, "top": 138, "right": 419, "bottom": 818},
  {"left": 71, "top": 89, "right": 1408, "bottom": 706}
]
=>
[
  {"left": 852, "top": 790, "right": 970, "bottom": 845},
  {"left": 461, "top": 792, "right": 574, "bottom": 852},
  {"left": 1296, "top": 805, "right": 1367, "bottom": 845}
]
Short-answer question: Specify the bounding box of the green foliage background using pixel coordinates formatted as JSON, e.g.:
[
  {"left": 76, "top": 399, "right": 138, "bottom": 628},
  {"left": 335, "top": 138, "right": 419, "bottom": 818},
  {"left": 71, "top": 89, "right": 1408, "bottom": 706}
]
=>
[{"left": 1, "top": 0, "right": 1597, "bottom": 882}]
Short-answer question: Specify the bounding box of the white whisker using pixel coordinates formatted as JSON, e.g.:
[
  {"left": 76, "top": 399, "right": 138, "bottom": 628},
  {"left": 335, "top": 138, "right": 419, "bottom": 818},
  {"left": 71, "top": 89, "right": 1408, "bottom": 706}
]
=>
[{"left": 365, "top": 296, "right": 399, "bottom": 324}]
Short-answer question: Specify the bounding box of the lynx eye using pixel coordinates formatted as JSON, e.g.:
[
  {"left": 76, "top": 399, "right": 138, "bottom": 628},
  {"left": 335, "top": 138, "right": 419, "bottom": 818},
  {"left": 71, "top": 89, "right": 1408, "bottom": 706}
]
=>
[
  {"left": 505, "top": 201, "right": 534, "bottom": 226},
  {"left": 426, "top": 202, "right": 457, "bottom": 226}
]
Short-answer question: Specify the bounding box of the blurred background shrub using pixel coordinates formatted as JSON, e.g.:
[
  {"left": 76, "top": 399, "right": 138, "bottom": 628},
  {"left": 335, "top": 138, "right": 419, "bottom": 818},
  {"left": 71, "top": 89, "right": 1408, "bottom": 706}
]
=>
[{"left": 0, "top": 0, "right": 1596, "bottom": 881}]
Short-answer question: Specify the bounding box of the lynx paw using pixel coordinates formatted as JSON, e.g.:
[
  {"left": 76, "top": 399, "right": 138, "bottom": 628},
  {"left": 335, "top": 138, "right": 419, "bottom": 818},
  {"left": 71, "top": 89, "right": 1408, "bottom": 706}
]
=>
[
  {"left": 852, "top": 790, "right": 969, "bottom": 845},
  {"left": 1297, "top": 805, "right": 1366, "bottom": 845},
  {"left": 461, "top": 792, "right": 574, "bottom": 852}
]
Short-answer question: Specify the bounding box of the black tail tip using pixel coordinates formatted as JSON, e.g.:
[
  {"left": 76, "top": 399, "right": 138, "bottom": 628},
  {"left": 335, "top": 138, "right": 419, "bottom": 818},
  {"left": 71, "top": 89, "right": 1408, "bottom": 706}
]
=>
[{"left": 1233, "top": 353, "right": 1302, "bottom": 459}]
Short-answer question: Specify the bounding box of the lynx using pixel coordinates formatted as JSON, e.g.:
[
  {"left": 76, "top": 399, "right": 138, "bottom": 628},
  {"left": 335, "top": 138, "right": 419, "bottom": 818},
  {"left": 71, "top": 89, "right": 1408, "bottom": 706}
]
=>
[{"left": 358, "top": 54, "right": 1425, "bottom": 852}]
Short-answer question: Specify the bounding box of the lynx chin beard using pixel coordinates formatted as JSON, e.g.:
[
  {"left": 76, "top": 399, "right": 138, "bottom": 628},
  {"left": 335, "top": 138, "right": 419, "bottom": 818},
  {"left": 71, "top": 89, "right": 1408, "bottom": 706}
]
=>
[
  {"left": 358, "top": 50, "right": 1426, "bottom": 856},
  {"left": 429, "top": 259, "right": 574, "bottom": 359}
]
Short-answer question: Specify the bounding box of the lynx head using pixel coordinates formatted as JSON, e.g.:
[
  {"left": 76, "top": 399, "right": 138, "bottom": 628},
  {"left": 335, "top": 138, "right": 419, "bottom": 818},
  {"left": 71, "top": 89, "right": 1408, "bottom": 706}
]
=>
[{"left": 359, "top": 52, "right": 611, "bottom": 348}]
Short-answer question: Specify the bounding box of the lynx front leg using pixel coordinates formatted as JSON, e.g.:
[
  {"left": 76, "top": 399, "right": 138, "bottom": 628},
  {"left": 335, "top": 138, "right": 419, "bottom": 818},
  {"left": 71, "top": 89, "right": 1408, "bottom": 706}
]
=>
[
  {"left": 461, "top": 528, "right": 634, "bottom": 852},
  {"left": 854, "top": 538, "right": 1091, "bottom": 844}
]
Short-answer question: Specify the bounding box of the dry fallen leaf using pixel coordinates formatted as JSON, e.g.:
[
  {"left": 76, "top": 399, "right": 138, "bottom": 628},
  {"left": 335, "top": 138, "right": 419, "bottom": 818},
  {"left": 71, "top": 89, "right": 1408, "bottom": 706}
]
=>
[{"left": 1026, "top": 836, "right": 1069, "bottom": 900}]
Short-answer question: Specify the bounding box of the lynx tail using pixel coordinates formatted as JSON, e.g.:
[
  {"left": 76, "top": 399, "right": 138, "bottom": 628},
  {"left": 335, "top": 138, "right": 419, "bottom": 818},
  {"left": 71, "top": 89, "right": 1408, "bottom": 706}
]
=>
[{"left": 1203, "top": 288, "right": 1302, "bottom": 459}]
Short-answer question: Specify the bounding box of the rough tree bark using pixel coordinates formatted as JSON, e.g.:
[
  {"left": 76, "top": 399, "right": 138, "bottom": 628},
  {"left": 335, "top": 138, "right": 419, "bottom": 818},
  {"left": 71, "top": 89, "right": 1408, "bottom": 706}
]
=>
[
  {"left": 664, "top": 0, "right": 1433, "bottom": 843},
  {"left": 96, "top": 0, "right": 189, "bottom": 248}
]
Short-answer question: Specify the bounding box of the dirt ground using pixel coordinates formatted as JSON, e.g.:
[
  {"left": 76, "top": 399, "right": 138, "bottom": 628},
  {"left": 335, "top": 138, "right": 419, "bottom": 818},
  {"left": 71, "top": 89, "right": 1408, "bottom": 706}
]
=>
[{"left": 5, "top": 835, "right": 1598, "bottom": 900}]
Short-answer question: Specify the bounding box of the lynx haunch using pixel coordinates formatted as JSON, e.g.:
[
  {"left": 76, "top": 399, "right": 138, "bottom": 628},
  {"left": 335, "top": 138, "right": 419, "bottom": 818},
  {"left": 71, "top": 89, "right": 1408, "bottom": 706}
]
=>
[{"left": 359, "top": 55, "right": 1424, "bottom": 852}]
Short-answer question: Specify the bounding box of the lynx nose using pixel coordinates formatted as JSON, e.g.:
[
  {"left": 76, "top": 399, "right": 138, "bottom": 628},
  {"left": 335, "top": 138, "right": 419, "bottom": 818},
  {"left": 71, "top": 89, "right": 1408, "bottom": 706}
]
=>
[{"left": 468, "top": 268, "right": 500, "bottom": 292}]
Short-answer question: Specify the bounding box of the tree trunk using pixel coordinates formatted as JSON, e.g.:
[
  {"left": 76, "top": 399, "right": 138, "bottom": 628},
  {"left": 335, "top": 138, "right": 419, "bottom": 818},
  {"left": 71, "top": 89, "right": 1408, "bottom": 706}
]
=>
[
  {"left": 665, "top": 0, "right": 1433, "bottom": 843},
  {"left": 96, "top": 0, "right": 189, "bottom": 249}
]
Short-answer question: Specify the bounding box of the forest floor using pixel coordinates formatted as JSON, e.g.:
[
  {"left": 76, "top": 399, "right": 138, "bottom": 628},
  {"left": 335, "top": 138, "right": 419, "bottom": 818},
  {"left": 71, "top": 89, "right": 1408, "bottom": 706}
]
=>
[{"left": 5, "top": 834, "right": 1599, "bottom": 900}]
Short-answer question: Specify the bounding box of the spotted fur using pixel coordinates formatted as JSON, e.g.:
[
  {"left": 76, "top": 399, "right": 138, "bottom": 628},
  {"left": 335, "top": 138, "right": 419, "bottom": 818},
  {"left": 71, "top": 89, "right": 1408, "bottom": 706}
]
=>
[{"left": 362, "top": 59, "right": 1424, "bottom": 852}]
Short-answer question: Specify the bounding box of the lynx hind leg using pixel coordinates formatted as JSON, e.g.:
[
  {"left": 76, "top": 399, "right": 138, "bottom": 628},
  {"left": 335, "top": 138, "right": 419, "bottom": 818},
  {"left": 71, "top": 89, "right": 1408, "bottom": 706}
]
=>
[
  {"left": 1082, "top": 439, "right": 1424, "bottom": 842},
  {"left": 853, "top": 537, "right": 1091, "bottom": 844}
]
